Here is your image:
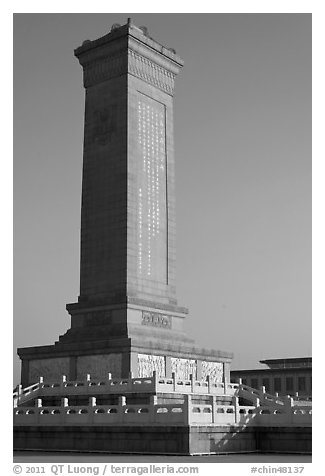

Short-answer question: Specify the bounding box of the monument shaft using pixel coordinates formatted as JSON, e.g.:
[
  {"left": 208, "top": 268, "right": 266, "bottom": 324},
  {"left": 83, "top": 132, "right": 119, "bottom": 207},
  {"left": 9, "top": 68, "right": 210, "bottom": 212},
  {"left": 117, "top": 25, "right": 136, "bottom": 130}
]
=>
[{"left": 76, "top": 21, "right": 181, "bottom": 307}]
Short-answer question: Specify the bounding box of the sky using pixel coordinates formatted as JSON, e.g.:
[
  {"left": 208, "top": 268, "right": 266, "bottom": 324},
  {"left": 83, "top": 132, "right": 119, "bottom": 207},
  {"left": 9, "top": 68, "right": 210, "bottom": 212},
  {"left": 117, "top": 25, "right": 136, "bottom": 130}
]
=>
[{"left": 13, "top": 13, "right": 311, "bottom": 385}]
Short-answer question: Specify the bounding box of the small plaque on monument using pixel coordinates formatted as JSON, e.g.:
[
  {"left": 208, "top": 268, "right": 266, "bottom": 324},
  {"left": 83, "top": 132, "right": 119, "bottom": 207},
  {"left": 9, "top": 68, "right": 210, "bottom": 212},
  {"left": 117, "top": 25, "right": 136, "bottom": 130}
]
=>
[{"left": 141, "top": 311, "right": 172, "bottom": 329}]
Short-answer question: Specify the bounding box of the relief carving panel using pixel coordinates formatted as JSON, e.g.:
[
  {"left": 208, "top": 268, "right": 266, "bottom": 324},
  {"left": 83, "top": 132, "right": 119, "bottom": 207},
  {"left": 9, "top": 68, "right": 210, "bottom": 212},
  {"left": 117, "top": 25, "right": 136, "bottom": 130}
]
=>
[
  {"left": 138, "top": 353, "right": 166, "bottom": 378},
  {"left": 201, "top": 361, "right": 224, "bottom": 383},
  {"left": 171, "top": 357, "right": 197, "bottom": 380}
]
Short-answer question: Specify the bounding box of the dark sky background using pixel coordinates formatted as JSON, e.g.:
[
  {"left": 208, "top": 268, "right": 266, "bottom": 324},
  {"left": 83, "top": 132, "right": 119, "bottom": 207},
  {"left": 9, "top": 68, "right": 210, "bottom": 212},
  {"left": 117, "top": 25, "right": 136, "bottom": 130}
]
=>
[{"left": 13, "top": 13, "right": 311, "bottom": 384}]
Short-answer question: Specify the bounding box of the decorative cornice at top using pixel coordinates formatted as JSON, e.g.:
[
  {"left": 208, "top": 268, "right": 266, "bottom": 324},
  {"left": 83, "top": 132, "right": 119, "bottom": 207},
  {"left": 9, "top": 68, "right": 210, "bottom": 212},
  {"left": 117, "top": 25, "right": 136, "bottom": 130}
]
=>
[
  {"left": 82, "top": 52, "right": 128, "bottom": 88},
  {"left": 75, "top": 22, "right": 184, "bottom": 95},
  {"left": 75, "top": 22, "right": 184, "bottom": 69}
]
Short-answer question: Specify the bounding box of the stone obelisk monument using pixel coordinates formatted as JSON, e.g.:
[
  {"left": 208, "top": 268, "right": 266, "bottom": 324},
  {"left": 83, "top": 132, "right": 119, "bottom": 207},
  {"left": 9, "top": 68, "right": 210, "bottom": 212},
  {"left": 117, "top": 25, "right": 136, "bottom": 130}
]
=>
[{"left": 18, "top": 19, "right": 232, "bottom": 386}]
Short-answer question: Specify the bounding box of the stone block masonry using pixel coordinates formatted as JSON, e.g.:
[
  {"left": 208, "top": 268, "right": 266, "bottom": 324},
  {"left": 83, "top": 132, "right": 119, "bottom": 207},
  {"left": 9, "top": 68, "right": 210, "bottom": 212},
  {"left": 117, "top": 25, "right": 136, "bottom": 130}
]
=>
[
  {"left": 13, "top": 426, "right": 311, "bottom": 455},
  {"left": 76, "top": 22, "right": 181, "bottom": 308}
]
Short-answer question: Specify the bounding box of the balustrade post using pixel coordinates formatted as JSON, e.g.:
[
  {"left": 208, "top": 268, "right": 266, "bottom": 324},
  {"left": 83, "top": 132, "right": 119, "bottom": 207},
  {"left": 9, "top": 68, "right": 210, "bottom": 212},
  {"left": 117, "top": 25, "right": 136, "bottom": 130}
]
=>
[
  {"left": 222, "top": 363, "right": 227, "bottom": 394},
  {"left": 233, "top": 396, "right": 239, "bottom": 424},
  {"left": 62, "top": 397, "right": 69, "bottom": 407},
  {"left": 89, "top": 397, "right": 96, "bottom": 406},
  {"left": 35, "top": 398, "right": 42, "bottom": 424},
  {"left": 86, "top": 374, "right": 91, "bottom": 382},
  {"left": 172, "top": 372, "right": 176, "bottom": 392},
  {"left": 184, "top": 394, "right": 192, "bottom": 425},
  {"left": 207, "top": 375, "right": 211, "bottom": 394},
  {"left": 238, "top": 378, "right": 242, "bottom": 385},
  {"left": 152, "top": 370, "right": 158, "bottom": 392},
  {"left": 88, "top": 397, "right": 96, "bottom": 424},
  {"left": 107, "top": 372, "right": 112, "bottom": 380},
  {"left": 190, "top": 373, "right": 194, "bottom": 393},
  {"left": 61, "top": 397, "right": 69, "bottom": 425},
  {"left": 150, "top": 395, "right": 158, "bottom": 405},
  {"left": 260, "top": 385, "right": 266, "bottom": 403},
  {"left": 39, "top": 376, "right": 44, "bottom": 384},
  {"left": 211, "top": 395, "right": 216, "bottom": 424},
  {"left": 34, "top": 398, "right": 42, "bottom": 424},
  {"left": 127, "top": 371, "right": 134, "bottom": 392},
  {"left": 149, "top": 395, "right": 157, "bottom": 424},
  {"left": 255, "top": 397, "right": 260, "bottom": 407},
  {"left": 285, "top": 395, "right": 293, "bottom": 409},
  {"left": 17, "top": 384, "right": 22, "bottom": 406},
  {"left": 285, "top": 395, "right": 294, "bottom": 425},
  {"left": 118, "top": 395, "right": 126, "bottom": 423},
  {"left": 61, "top": 375, "right": 67, "bottom": 392},
  {"left": 119, "top": 395, "right": 126, "bottom": 406}
]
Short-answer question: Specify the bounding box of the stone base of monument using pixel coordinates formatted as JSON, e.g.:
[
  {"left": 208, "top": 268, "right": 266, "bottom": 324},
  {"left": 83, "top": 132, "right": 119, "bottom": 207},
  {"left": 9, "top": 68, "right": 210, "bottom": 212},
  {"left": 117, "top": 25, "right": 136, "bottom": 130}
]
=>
[
  {"left": 13, "top": 373, "right": 312, "bottom": 455},
  {"left": 18, "top": 301, "right": 233, "bottom": 388}
]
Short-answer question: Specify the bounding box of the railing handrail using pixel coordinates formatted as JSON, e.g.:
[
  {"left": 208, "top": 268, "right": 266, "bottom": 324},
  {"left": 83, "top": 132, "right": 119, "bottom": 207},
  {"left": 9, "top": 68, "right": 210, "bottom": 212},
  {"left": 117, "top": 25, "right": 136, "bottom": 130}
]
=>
[
  {"left": 13, "top": 398, "right": 311, "bottom": 428},
  {"left": 236, "top": 384, "right": 289, "bottom": 407},
  {"left": 15, "top": 374, "right": 234, "bottom": 400}
]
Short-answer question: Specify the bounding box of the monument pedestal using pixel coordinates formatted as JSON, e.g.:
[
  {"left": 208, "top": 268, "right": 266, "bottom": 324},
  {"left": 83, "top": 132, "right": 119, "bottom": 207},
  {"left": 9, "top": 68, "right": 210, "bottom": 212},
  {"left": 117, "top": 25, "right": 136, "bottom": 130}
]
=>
[{"left": 18, "top": 298, "right": 232, "bottom": 386}]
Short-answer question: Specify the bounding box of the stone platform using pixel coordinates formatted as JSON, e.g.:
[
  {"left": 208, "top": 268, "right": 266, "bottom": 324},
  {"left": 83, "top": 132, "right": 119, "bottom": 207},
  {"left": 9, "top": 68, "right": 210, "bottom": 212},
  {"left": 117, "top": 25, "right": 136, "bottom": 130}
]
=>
[
  {"left": 13, "top": 374, "right": 312, "bottom": 455},
  {"left": 13, "top": 425, "right": 312, "bottom": 455}
]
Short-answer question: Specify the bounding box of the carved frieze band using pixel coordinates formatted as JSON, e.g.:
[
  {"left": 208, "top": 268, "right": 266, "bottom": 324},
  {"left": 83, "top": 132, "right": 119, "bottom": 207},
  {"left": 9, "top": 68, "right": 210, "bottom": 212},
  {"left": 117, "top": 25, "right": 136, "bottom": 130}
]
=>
[
  {"left": 82, "top": 50, "right": 176, "bottom": 94},
  {"left": 128, "top": 50, "right": 175, "bottom": 95},
  {"left": 201, "top": 361, "right": 223, "bottom": 383},
  {"left": 171, "top": 357, "right": 197, "bottom": 381},
  {"left": 142, "top": 311, "right": 172, "bottom": 329},
  {"left": 83, "top": 54, "right": 127, "bottom": 88},
  {"left": 138, "top": 353, "right": 166, "bottom": 378}
]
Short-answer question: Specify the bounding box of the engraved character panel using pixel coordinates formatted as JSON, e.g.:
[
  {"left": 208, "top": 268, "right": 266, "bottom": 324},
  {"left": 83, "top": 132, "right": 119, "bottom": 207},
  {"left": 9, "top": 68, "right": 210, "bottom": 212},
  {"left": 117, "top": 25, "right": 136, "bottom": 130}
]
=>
[
  {"left": 136, "top": 93, "right": 167, "bottom": 283},
  {"left": 142, "top": 311, "right": 171, "bottom": 329}
]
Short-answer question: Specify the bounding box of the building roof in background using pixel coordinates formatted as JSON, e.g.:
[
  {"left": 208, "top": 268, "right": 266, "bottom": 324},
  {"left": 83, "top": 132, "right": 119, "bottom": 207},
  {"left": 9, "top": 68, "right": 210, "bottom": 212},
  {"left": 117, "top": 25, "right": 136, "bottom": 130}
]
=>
[{"left": 260, "top": 357, "right": 312, "bottom": 369}]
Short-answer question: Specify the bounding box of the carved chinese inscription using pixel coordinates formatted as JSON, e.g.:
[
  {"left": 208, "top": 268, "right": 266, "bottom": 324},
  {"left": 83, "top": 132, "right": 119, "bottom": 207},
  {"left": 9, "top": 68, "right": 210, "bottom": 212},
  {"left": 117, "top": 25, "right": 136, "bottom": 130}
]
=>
[
  {"left": 136, "top": 93, "right": 167, "bottom": 282},
  {"left": 142, "top": 311, "right": 171, "bottom": 329}
]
